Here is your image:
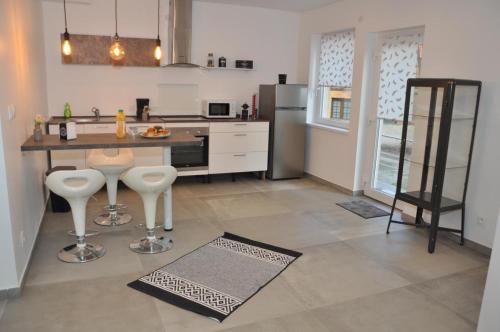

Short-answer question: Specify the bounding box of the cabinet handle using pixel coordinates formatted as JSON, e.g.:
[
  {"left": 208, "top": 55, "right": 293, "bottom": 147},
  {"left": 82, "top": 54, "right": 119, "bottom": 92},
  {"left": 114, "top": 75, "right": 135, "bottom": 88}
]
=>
[
  {"left": 234, "top": 123, "right": 247, "bottom": 126},
  {"left": 233, "top": 154, "right": 246, "bottom": 157},
  {"left": 234, "top": 134, "right": 247, "bottom": 137}
]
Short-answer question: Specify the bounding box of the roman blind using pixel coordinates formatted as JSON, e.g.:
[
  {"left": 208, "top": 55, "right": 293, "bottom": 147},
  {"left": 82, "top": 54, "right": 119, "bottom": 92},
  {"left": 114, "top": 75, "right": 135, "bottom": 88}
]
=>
[
  {"left": 318, "top": 30, "right": 355, "bottom": 87},
  {"left": 377, "top": 31, "right": 423, "bottom": 120}
]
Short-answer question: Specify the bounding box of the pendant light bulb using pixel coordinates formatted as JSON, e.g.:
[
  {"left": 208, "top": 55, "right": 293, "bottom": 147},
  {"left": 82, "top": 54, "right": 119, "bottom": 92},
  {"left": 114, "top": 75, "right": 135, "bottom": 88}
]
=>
[
  {"left": 109, "top": 34, "right": 125, "bottom": 61},
  {"left": 61, "top": 0, "right": 71, "bottom": 56},
  {"left": 62, "top": 31, "right": 72, "bottom": 56},
  {"left": 154, "top": 39, "right": 162, "bottom": 60},
  {"left": 110, "top": 0, "right": 125, "bottom": 61}
]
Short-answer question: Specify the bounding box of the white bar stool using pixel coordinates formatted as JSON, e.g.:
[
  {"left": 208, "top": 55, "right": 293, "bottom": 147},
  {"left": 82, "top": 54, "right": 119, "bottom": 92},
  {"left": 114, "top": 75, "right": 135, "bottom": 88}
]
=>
[
  {"left": 120, "top": 166, "right": 177, "bottom": 254},
  {"left": 87, "top": 148, "right": 134, "bottom": 226},
  {"left": 45, "top": 169, "right": 106, "bottom": 263}
]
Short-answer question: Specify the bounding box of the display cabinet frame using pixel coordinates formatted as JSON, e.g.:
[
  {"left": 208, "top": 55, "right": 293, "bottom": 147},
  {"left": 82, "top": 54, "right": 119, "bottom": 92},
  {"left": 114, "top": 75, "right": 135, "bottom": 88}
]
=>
[{"left": 386, "top": 78, "right": 481, "bottom": 253}]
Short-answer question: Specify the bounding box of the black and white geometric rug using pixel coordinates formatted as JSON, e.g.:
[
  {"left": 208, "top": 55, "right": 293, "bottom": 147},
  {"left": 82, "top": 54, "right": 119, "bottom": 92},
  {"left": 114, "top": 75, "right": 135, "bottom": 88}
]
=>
[
  {"left": 337, "top": 200, "right": 390, "bottom": 219},
  {"left": 128, "top": 232, "right": 302, "bottom": 322}
]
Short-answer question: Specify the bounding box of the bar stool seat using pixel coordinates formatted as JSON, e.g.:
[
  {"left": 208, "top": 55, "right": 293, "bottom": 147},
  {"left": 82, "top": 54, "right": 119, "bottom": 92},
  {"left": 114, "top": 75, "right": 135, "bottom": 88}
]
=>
[
  {"left": 87, "top": 148, "right": 134, "bottom": 226},
  {"left": 120, "top": 166, "right": 177, "bottom": 254},
  {"left": 45, "top": 169, "right": 106, "bottom": 263}
]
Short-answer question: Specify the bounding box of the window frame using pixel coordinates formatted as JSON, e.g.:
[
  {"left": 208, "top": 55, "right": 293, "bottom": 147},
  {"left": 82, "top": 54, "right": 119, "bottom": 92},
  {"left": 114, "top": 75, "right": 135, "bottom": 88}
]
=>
[{"left": 308, "top": 29, "right": 356, "bottom": 131}]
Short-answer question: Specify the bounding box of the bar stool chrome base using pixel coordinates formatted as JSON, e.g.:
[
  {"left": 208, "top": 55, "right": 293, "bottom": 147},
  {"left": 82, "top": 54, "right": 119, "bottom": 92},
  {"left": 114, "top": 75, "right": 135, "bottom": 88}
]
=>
[
  {"left": 94, "top": 212, "right": 132, "bottom": 226},
  {"left": 103, "top": 203, "right": 128, "bottom": 211},
  {"left": 57, "top": 241, "right": 106, "bottom": 263},
  {"left": 67, "top": 229, "right": 100, "bottom": 237},
  {"left": 129, "top": 230, "right": 172, "bottom": 254}
]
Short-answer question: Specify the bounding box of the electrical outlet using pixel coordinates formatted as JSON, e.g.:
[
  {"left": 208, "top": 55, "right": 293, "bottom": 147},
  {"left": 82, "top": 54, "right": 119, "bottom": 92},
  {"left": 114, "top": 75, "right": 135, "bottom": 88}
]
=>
[
  {"left": 7, "top": 104, "right": 16, "bottom": 121},
  {"left": 20, "top": 230, "right": 26, "bottom": 248},
  {"left": 477, "top": 216, "right": 486, "bottom": 225}
]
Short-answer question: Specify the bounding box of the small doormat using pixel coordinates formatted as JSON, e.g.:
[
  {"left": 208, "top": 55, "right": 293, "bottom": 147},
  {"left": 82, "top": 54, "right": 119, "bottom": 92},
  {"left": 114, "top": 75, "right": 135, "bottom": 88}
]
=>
[
  {"left": 128, "top": 233, "right": 302, "bottom": 322},
  {"left": 337, "top": 200, "right": 390, "bottom": 219}
]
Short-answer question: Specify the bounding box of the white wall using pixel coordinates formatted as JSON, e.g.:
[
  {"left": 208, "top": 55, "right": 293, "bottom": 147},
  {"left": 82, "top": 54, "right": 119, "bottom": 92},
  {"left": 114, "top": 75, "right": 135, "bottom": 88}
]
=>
[
  {"left": 0, "top": 0, "right": 49, "bottom": 290},
  {"left": 299, "top": 0, "right": 500, "bottom": 247},
  {"left": 41, "top": 0, "right": 300, "bottom": 117},
  {"left": 478, "top": 208, "right": 500, "bottom": 331}
]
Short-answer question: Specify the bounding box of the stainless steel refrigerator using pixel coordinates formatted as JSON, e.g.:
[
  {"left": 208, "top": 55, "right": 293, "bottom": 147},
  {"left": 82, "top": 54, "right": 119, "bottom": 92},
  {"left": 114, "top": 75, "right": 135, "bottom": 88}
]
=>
[{"left": 259, "top": 84, "right": 308, "bottom": 180}]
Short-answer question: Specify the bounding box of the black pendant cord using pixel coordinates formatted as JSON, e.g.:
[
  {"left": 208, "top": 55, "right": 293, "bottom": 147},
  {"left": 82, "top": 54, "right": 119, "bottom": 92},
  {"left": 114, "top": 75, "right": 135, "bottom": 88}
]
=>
[
  {"left": 157, "top": 0, "right": 160, "bottom": 40},
  {"left": 63, "top": 0, "right": 68, "bottom": 33},
  {"left": 114, "top": 0, "right": 119, "bottom": 38}
]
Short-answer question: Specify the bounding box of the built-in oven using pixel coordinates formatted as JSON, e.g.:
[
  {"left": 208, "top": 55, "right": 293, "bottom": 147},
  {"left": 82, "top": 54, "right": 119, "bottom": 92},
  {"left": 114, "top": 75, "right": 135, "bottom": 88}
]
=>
[{"left": 170, "top": 127, "right": 209, "bottom": 175}]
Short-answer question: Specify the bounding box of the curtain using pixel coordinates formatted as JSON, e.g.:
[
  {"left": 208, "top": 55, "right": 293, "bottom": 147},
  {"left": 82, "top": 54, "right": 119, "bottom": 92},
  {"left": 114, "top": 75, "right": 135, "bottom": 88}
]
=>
[
  {"left": 377, "top": 31, "right": 423, "bottom": 120},
  {"left": 318, "top": 30, "right": 355, "bottom": 87}
]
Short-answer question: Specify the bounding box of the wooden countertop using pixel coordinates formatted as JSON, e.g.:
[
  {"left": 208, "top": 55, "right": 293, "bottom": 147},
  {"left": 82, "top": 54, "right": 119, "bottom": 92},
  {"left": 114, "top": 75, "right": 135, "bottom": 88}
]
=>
[{"left": 21, "top": 133, "right": 202, "bottom": 152}]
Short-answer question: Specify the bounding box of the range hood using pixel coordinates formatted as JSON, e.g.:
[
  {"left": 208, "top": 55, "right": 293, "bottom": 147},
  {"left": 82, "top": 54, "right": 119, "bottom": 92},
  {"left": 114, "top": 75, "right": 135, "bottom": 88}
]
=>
[{"left": 164, "top": 0, "right": 199, "bottom": 67}]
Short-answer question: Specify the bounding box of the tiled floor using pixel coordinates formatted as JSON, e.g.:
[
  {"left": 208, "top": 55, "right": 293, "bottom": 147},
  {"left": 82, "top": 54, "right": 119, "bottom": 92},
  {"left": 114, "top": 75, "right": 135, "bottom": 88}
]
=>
[{"left": 0, "top": 175, "right": 489, "bottom": 331}]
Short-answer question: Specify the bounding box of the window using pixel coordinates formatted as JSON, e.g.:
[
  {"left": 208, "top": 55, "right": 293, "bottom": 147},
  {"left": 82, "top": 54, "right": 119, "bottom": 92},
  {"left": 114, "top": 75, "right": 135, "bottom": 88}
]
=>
[{"left": 314, "top": 29, "right": 355, "bottom": 128}]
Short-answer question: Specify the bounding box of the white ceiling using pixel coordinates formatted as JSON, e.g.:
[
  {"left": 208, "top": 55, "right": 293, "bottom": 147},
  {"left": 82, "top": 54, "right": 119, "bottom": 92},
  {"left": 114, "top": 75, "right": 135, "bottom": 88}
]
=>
[{"left": 195, "top": 0, "right": 342, "bottom": 12}]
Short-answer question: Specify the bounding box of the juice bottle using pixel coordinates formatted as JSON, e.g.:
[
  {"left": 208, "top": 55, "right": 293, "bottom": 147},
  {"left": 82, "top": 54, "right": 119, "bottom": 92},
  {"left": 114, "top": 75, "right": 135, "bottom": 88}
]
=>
[
  {"left": 63, "top": 102, "right": 72, "bottom": 119},
  {"left": 116, "top": 109, "right": 126, "bottom": 138}
]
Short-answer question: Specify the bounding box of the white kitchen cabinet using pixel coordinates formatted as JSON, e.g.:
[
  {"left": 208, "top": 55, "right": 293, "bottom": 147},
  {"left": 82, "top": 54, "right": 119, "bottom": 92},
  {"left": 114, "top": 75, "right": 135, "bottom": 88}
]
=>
[
  {"left": 127, "top": 123, "right": 164, "bottom": 166},
  {"left": 48, "top": 122, "right": 164, "bottom": 168},
  {"left": 209, "top": 122, "right": 269, "bottom": 133},
  {"left": 209, "top": 121, "right": 269, "bottom": 175},
  {"left": 48, "top": 124, "right": 86, "bottom": 169}
]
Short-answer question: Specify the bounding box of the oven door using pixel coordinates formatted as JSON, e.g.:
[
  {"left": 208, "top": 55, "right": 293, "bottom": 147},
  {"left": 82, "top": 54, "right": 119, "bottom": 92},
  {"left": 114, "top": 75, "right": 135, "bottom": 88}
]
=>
[
  {"left": 171, "top": 135, "right": 208, "bottom": 169},
  {"left": 209, "top": 103, "right": 231, "bottom": 117}
]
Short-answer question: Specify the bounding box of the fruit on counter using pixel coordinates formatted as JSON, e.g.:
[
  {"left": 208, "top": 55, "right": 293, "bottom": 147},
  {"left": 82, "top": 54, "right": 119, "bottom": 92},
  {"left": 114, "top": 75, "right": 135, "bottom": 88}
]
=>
[{"left": 142, "top": 127, "right": 170, "bottom": 137}]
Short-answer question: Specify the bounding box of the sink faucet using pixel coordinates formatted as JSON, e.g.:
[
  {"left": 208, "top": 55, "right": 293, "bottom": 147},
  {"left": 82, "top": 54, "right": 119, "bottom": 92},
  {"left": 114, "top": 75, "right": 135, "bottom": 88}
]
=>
[{"left": 91, "top": 107, "right": 100, "bottom": 121}]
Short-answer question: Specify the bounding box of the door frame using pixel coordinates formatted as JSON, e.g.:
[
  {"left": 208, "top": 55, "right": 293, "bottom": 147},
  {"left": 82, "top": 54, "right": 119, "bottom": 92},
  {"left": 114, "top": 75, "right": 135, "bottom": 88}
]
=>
[{"left": 362, "top": 27, "right": 424, "bottom": 207}]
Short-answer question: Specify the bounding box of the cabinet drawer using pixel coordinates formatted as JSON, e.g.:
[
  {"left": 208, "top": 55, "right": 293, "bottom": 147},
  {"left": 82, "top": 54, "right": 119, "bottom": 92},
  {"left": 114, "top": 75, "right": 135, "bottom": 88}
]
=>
[
  {"left": 48, "top": 124, "right": 85, "bottom": 134},
  {"left": 210, "top": 122, "right": 269, "bottom": 133},
  {"left": 209, "top": 152, "right": 267, "bottom": 174},
  {"left": 210, "top": 132, "right": 268, "bottom": 154},
  {"left": 84, "top": 123, "right": 115, "bottom": 133}
]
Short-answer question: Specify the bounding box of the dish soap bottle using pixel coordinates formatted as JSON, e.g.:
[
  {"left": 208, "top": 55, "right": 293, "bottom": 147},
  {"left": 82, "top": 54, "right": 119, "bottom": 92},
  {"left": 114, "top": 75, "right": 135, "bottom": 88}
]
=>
[
  {"left": 116, "top": 109, "right": 126, "bottom": 138},
  {"left": 63, "top": 102, "right": 72, "bottom": 119}
]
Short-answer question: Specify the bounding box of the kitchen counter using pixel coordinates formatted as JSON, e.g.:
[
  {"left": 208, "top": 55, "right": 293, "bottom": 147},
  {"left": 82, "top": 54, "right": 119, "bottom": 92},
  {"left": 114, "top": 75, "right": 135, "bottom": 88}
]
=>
[
  {"left": 47, "top": 116, "right": 166, "bottom": 125},
  {"left": 21, "top": 133, "right": 201, "bottom": 151},
  {"left": 47, "top": 115, "right": 269, "bottom": 125}
]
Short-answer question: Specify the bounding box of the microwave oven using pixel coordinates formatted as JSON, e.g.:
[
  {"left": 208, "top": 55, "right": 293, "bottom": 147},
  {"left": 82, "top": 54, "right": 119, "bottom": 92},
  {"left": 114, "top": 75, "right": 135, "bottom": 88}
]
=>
[{"left": 202, "top": 100, "right": 236, "bottom": 118}]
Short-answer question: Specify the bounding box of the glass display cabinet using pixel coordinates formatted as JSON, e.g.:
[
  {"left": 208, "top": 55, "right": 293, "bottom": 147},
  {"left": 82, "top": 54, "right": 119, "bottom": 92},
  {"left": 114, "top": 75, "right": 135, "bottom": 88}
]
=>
[{"left": 386, "top": 78, "right": 481, "bottom": 253}]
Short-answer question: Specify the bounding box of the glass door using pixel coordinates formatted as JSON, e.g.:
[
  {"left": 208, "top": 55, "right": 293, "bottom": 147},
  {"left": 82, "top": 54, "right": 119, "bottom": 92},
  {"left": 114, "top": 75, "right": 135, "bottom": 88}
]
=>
[{"left": 363, "top": 28, "right": 424, "bottom": 204}]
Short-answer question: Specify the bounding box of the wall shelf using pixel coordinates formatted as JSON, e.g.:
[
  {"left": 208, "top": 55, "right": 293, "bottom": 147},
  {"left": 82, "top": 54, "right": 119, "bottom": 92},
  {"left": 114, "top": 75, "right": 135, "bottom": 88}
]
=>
[{"left": 202, "top": 67, "right": 254, "bottom": 72}]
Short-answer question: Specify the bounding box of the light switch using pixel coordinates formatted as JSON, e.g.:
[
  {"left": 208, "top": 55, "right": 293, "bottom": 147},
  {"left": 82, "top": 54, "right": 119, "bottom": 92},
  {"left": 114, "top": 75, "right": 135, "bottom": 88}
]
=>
[{"left": 7, "top": 104, "right": 15, "bottom": 120}]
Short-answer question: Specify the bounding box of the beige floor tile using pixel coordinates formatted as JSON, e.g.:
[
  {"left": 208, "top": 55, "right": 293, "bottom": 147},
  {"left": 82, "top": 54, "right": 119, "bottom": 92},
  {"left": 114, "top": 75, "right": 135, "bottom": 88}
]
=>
[
  {"left": 204, "top": 192, "right": 292, "bottom": 221},
  {"left": 25, "top": 229, "right": 144, "bottom": 286},
  {"left": 312, "top": 286, "right": 475, "bottom": 332},
  {"left": 153, "top": 277, "right": 307, "bottom": 332},
  {"left": 262, "top": 186, "right": 349, "bottom": 213},
  {"left": 3, "top": 177, "right": 488, "bottom": 332},
  {"left": 308, "top": 208, "right": 409, "bottom": 241},
  {"left": 410, "top": 266, "right": 488, "bottom": 324},
  {"left": 345, "top": 229, "right": 489, "bottom": 283},
  {"left": 0, "top": 274, "right": 164, "bottom": 332},
  {"left": 283, "top": 241, "right": 411, "bottom": 308},
  {"left": 218, "top": 308, "right": 330, "bottom": 332},
  {"left": 218, "top": 212, "right": 341, "bottom": 250}
]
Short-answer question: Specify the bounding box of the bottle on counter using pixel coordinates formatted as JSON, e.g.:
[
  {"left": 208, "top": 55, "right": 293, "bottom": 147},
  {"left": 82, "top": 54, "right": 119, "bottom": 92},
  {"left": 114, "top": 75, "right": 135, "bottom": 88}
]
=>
[
  {"left": 116, "top": 109, "right": 126, "bottom": 138},
  {"left": 63, "top": 102, "right": 72, "bottom": 119},
  {"left": 207, "top": 53, "right": 214, "bottom": 67}
]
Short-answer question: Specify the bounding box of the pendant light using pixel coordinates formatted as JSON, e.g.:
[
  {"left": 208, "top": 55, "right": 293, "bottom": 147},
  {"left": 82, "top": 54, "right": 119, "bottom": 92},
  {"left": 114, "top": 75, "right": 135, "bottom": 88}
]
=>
[
  {"left": 61, "top": 0, "right": 72, "bottom": 56},
  {"left": 154, "top": 0, "right": 162, "bottom": 60},
  {"left": 109, "top": 0, "right": 125, "bottom": 61}
]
